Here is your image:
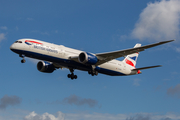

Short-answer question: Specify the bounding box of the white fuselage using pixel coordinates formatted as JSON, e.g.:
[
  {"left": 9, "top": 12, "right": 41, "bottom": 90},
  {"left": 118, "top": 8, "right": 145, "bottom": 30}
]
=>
[{"left": 10, "top": 39, "right": 137, "bottom": 76}]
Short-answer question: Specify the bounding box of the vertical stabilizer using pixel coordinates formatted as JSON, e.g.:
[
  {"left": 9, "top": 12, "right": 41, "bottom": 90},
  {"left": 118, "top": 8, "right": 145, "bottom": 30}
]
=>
[{"left": 123, "top": 44, "right": 141, "bottom": 68}]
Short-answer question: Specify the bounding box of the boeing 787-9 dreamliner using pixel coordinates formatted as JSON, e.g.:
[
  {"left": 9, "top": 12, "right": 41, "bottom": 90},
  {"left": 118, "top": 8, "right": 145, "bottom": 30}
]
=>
[{"left": 10, "top": 39, "right": 174, "bottom": 80}]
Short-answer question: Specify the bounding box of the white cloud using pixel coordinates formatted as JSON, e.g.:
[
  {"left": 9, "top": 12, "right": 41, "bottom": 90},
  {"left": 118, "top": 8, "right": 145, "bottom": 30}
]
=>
[
  {"left": 0, "top": 33, "right": 6, "bottom": 42},
  {"left": 62, "top": 95, "right": 98, "bottom": 107},
  {"left": 24, "top": 111, "right": 127, "bottom": 120},
  {"left": 0, "top": 95, "right": 22, "bottom": 110},
  {"left": 126, "top": 114, "right": 150, "bottom": 120},
  {"left": 23, "top": 112, "right": 180, "bottom": 120},
  {"left": 24, "top": 111, "right": 65, "bottom": 120},
  {"left": 27, "top": 18, "right": 34, "bottom": 21},
  {"left": 0, "top": 26, "right": 7, "bottom": 30},
  {"left": 133, "top": 78, "right": 141, "bottom": 86},
  {"left": 1, "top": 110, "right": 180, "bottom": 120},
  {"left": 174, "top": 47, "right": 180, "bottom": 53},
  {"left": 16, "top": 26, "right": 19, "bottom": 31},
  {"left": 131, "top": 0, "right": 180, "bottom": 41},
  {"left": 50, "top": 95, "right": 99, "bottom": 108},
  {"left": 167, "top": 84, "right": 180, "bottom": 98},
  {"left": 175, "top": 47, "right": 180, "bottom": 52}
]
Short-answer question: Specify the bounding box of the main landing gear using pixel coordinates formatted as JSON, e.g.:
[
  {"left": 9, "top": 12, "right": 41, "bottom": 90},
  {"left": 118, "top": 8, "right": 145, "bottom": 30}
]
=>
[
  {"left": 88, "top": 70, "right": 98, "bottom": 76},
  {"left": 67, "top": 69, "right": 77, "bottom": 80},
  {"left": 88, "top": 65, "right": 98, "bottom": 76},
  {"left": 19, "top": 54, "right": 26, "bottom": 63}
]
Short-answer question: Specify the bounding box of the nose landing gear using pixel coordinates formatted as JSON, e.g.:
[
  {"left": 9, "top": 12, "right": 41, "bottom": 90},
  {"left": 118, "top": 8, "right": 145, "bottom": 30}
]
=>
[
  {"left": 19, "top": 54, "right": 26, "bottom": 63},
  {"left": 21, "top": 59, "right": 26, "bottom": 63}
]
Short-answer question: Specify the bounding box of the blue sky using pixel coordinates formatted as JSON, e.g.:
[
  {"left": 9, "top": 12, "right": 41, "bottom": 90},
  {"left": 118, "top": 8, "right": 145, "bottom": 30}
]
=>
[{"left": 0, "top": 0, "right": 180, "bottom": 120}]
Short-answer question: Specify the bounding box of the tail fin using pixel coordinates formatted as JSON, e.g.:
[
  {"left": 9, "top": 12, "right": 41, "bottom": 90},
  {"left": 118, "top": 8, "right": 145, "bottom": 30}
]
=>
[{"left": 123, "top": 43, "right": 141, "bottom": 68}]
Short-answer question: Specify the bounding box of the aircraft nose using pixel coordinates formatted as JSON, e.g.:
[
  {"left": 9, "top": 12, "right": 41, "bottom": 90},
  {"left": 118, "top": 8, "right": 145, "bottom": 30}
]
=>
[{"left": 10, "top": 43, "right": 16, "bottom": 50}]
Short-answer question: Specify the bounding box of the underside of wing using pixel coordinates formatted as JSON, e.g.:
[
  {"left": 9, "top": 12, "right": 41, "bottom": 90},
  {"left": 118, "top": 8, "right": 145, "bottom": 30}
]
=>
[{"left": 95, "top": 40, "right": 174, "bottom": 65}]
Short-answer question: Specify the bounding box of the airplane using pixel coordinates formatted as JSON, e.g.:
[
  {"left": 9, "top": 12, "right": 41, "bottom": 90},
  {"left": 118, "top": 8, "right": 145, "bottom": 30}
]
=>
[{"left": 10, "top": 39, "right": 174, "bottom": 80}]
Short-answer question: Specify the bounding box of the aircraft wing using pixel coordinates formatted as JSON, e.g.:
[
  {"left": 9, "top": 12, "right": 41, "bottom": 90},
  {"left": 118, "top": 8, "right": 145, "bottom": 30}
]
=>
[{"left": 95, "top": 40, "right": 174, "bottom": 65}]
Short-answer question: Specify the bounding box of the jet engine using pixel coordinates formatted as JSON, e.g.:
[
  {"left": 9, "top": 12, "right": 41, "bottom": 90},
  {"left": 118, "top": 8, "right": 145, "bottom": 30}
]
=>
[
  {"left": 37, "top": 61, "right": 55, "bottom": 73},
  {"left": 78, "top": 52, "right": 98, "bottom": 65}
]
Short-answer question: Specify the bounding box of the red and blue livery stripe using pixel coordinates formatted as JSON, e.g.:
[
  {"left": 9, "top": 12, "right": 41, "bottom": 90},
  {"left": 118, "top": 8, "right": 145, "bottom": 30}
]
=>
[
  {"left": 125, "top": 58, "right": 141, "bottom": 74},
  {"left": 25, "top": 40, "right": 43, "bottom": 45},
  {"left": 125, "top": 59, "right": 135, "bottom": 67},
  {"left": 129, "top": 56, "right": 137, "bottom": 61}
]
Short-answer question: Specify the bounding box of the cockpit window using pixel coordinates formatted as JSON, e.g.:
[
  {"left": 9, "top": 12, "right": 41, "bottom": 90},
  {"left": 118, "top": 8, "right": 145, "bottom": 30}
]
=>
[{"left": 14, "top": 41, "right": 22, "bottom": 43}]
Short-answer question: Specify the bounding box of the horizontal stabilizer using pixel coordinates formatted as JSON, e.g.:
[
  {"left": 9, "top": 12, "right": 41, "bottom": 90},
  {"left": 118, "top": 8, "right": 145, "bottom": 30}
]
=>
[{"left": 132, "top": 65, "right": 162, "bottom": 71}]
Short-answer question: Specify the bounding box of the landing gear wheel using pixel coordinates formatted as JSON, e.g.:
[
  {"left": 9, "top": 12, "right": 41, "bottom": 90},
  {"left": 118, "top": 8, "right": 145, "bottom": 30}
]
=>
[
  {"left": 74, "top": 75, "right": 77, "bottom": 79},
  {"left": 19, "top": 54, "right": 26, "bottom": 63},
  {"left": 67, "top": 74, "right": 71, "bottom": 78},
  {"left": 71, "top": 75, "right": 74, "bottom": 80},
  {"left": 88, "top": 71, "right": 98, "bottom": 76},
  {"left": 67, "top": 73, "right": 78, "bottom": 80},
  {"left": 67, "top": 69, "right": 78, "bottom": 80},
  {"left": 21, "top": 59, "right": 26, "bottom": 63},
  {"left": 95, "top": 71, "right": 98, "bottom": 76}
]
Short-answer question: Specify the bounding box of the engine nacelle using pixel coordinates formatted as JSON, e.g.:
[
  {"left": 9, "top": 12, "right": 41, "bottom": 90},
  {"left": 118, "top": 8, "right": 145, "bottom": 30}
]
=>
[
  {"left": 37, "top": 61, "right": 55, "bottom": 73},
  {"left": 78, "top": 52, "right": 98, "bottom": 65}
]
